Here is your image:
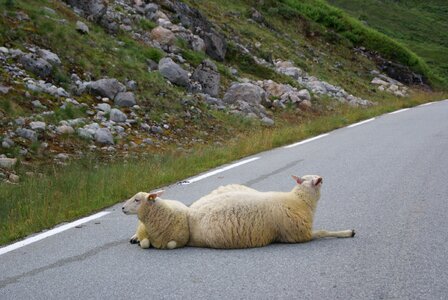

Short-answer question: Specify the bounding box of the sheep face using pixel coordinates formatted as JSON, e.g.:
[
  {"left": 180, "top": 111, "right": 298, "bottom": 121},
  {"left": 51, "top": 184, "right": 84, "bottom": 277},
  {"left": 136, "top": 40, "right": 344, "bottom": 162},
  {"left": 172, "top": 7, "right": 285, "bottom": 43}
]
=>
[
  {"left": 292, "top": 175, "right": 323, "bottom": 195},
  {"left": 122, "top": 191, "right": 164, "bottom": 215}
]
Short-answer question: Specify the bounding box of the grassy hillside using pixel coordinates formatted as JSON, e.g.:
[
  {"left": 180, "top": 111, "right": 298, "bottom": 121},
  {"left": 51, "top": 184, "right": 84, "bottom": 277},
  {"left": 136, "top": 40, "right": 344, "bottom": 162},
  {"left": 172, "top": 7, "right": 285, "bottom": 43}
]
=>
[
  {"left": 1, "top": 0, "right": 446, "bottom": 245},
  {"left": 327, "top": 0, "right": 448, "bottom": 83}
]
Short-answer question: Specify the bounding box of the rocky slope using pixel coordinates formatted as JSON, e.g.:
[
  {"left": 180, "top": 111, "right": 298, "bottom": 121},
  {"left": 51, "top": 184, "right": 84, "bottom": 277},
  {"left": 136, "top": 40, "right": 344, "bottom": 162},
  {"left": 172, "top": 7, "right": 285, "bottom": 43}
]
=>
[{"left": 0, "top": 0, "right": 428, "bottom": 183}]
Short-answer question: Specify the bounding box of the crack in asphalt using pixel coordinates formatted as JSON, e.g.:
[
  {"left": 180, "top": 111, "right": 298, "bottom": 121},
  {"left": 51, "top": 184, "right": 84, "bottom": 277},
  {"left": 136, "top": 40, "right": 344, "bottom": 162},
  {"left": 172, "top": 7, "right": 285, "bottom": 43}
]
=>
[
  {"left": 0, "top": 239, "right": 126, "bottom": 289},
  {"left": 243, "top": 159, "right": 304, "bottom": 187}
]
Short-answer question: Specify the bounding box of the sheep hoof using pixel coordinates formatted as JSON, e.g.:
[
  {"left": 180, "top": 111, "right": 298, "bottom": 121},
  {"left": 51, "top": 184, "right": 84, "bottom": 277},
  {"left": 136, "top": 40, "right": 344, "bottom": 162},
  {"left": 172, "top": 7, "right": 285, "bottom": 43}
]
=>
[
  {"left": 351, "top": 230, "right": 356, "bottom": 237},
  {"left": 140, "top": 239, "right": 150, "bottom": 249},
  {"left": 167, "top": 241, "right": 177, "bottom": 249},
  {"left": 130, "top": 237, "right": 139, "bottom": 244}
]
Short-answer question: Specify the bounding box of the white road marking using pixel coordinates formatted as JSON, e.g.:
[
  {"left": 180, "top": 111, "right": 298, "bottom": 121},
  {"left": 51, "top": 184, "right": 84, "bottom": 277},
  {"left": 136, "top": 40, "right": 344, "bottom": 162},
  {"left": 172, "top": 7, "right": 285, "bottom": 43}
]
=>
[
  {"left": 347, "top": 118, "right": 375, "bottom": 128},
  {"left": 0, "top": 211, "right": 110, "bottom": 256},
  {"left": 283, "top": 133, "right": 329, "bottom": 149},
  {"left": 389, "top": 108, "right": 410, "bottom": 115},
  {"left": 181, "top": 157, "right": 261, "bottom": 184},
  {"left": 419, "top": 102, "right": 434, "bottom": 107}
]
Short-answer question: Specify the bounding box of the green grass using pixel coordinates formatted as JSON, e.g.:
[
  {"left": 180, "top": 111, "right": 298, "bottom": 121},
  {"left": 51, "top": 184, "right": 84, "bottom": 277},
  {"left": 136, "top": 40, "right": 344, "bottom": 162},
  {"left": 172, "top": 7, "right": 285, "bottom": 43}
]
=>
[
  {"left": 1, "top": 92, "right": 446, "bottom": 246},
  {"left": 327, "top": 0, "right": 448, "bottom": 85}
]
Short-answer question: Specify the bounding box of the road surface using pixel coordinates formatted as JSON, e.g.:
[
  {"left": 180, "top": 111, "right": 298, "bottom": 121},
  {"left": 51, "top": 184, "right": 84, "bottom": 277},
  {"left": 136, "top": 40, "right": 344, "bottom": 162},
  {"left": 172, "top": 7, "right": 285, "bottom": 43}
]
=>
[{"left": 1, "top": 100, "right": 447, "bottom": 299}]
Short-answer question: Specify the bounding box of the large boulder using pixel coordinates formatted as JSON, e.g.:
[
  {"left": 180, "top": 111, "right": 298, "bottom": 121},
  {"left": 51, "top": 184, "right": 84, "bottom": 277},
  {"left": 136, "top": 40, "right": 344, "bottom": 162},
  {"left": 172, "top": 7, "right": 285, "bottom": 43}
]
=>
[
  {"left": 158, "top": 58, "right": 189, "bottom": 87},
  {"left": 87, "top": 78, "right": 126, "bottom": 99},
  {"left": 223, "top": 82, "right": 267, "bottom": 106},
  {"left": 192, "top": 59, "right": 220, "bottom": 97},
  {"left": 19, "top": 54, "right": 52, "bottom": 78}
]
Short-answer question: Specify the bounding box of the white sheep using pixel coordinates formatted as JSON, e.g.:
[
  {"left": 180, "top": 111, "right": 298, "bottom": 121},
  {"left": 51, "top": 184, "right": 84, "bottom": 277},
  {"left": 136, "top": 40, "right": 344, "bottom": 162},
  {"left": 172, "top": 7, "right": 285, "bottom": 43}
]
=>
[
  {"left": 122, "top": 191, "right": 190, "bottom": 249},
  {"left": 187, "top": 175, "right": 355, "bottom": 248}
]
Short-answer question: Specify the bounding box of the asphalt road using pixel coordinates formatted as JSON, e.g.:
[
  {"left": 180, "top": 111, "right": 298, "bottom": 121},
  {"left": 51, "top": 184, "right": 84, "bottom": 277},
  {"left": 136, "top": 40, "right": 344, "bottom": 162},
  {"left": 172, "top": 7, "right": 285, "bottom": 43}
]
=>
[{"left": 1, "top": 100, "right": 447, "bottom": 299}]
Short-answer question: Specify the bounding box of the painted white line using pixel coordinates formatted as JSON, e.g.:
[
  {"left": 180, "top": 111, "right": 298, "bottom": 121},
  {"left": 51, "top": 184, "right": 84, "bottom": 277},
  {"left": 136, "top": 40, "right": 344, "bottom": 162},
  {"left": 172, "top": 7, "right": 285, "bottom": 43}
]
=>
[
  {"left": 389, "top": 108, "right": 410, "bottom": 115},
  {"left": 419, "top": 102, "right": 434, "bottom": 107},
  {"left": 283, "top": 133, "right": 330, "bottom": 149},
  {"left": 347, "top": 118, "right": 375, "bottom": 128},
  {"left": 182, "top": 157, "right": 261, "bottom": 184},
  {"left": 0, "top": 211, "right": 110, "bottom": 256}
]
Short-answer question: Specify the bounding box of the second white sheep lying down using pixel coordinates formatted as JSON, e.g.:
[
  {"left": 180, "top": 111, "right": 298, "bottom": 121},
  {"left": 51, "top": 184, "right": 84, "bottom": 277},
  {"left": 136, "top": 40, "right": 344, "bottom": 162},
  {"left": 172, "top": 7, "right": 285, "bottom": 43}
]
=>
[{"left": 187, "top": 175, "right": 355, "bottom": 249}]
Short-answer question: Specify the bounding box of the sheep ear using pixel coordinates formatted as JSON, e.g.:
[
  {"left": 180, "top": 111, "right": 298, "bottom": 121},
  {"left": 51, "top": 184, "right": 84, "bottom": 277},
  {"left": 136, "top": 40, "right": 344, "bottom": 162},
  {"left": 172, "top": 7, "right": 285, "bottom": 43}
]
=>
[
  {"left": 292, "top": 175, "right": 303, "bottom": 185},
  {"left": 147, "top": 190, "right": 164, "bottom": 201}
]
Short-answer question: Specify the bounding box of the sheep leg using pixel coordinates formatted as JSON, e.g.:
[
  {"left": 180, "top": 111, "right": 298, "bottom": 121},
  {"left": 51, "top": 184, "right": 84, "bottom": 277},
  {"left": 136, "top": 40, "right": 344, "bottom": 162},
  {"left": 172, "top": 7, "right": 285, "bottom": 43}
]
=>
[
  {"left": 129, "top": 234, "right": 139, "bottom": 244},
  {"left": 312, "top": 229, "right": 355, "bottom": 240}
]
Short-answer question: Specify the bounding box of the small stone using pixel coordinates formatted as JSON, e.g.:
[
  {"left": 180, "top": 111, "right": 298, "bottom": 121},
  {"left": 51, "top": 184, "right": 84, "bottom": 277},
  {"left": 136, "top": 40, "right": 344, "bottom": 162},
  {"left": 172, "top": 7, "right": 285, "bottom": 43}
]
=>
[
  {"left": 298, "top": 100, "right": 312, "bottom": 110},
  {"left": 109, "top": 108, "right": 127, "bottom": 123},
  {"left": 36, "top": 48, "right": 61, "bottom": 65},
  {"left": 2, "top": 137, "right": 14, "bottom": 149},
  {"left": 9, "top": 174, "right": 20, "bottom": 183},
  {"left": 0, "top": 157, "right": 18, "bottom": 169},
  {"left": 0, "top": 85, "right": 10, "bottom": 94},
  {"left": 297, "top": 89, "right": 311, "bottom": 101},
  {"left": 151, "top": 126, "right": 163, "bottom": 134},
  {"left": 56, "top": 125, "right": 75, "bottom": 135},
  {"left": 114, "top": 92, "right": 136, "bottom": 107},
  {"left": 95, "top": 128, "right": 114, "bottom": 145},
  {"left": 96, "top": 103, "right": 111, "bottom": 112},
  {"left": 32, "top": 100, "right": 46, "bottom": 109},
  {"left": 55, "top": 153, "right": 69, "bottom": 160},
  {"left": 16, "top": 128, "right": 37, "bottom": 141},
  {"left": 143, "top": 138, "right": 153, "bottom": 145},
  {"left": 29, "top": 121, "right": 46, "bottom": 131},
  {"left": 76, "top": 21, "right": 89, "bottom": 34},
  {"left": 261, "top": 117, "right": 274, "bottom": 126}
]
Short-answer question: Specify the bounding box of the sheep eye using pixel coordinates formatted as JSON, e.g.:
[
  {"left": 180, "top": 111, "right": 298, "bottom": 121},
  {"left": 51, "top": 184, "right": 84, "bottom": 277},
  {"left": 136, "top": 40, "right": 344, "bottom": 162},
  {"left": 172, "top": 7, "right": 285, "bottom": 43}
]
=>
[{"left": 135, "top": 199, "right": 140, "bottom": 203}]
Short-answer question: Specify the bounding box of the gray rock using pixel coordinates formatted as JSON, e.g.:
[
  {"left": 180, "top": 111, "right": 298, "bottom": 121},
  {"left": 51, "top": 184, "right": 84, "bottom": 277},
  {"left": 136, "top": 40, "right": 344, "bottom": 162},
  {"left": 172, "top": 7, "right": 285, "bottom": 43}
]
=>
[
  {"left": 96, "top": 103, "right": 111, "bottom": 112},
  {"left": 0, "top": 85, "right": 10, "bottom": 94},
  {"left": 114, "top": 92, "right": 136, "bottom": 107},
  {"left": 15, "top": 117, "right": 26, "bottom": 126},
  {"left": 95, "top": 128, "right": 114, "bottom": 145},
  {"left": 297, "top": 89, "right": 311, "bottom": 101},
  {"left": 151, "top": 126, "right": 163, "bottom": 134},
  {"left": 9, "top": 174, "right": 20, "bottom": 183},
  {"left": 2, "top": 137, "right": 14, "bottom": 149},
  {"left": 32, "top": 100, "right": 48, "bottom": 109},
  {"left": 43, "top": 7, "right": 56, "bottom": 14},
  {"left": 150, "top": 26, "right": 176, "bottom": 46},
  {"left": 261, "top": 117, "right": 274, "bottom": 126},
  {"left": 19, "top": 54, "right": 52, "bottom": 78},
  {"left": 87, "top": 78, "right": 126, "bottom": 99},
  {"left": 158, "top": 58, "right": 189, "bottom": 87},
  {"left": 223, "top": 82, "right": 267, "bottom": 106},
  {"left": 76, "top": 21, "right": 89, "bottom": 34},
  {"left": 0, "top": 157, "right": 17, "bottom": 169},
  {"left": 55, "top": 153, "right": 69, "bottom": 160},
  {"left": 143, "top": 138, "right": 153, "bottom": 145},
  {"left": 29, "top": 121, "right": 46, "bottom": 131},
  {"left": 109, "top": 108, "right": 127, "bottom": 123},
  {"left": 77, "top": 128, "right": 94, "bottom": 140},
  {"left": 192, "top": 59, "right": 220, "bottom": 97},
  {"left": 126, "top": 80, "right": 137, "bottom": 91},
  {"left": 16, "top": 128, "right": 37, "bottom": 141},
  {"left": 64, "top": 0, "right": 107, "bottom": 21},
  {"left": 37, "top": 49, "right": 61, "bottom": 65},
  {"left": 56, "top": 125, "right": 75, "bottom": 135},
  {"left": 0, "top": 47, "right": 9, "bottom": 54}
]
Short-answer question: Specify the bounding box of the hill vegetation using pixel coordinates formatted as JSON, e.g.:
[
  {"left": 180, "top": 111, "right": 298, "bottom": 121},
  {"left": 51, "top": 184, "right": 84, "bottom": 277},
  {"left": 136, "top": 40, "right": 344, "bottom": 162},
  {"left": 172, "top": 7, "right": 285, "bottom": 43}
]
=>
[{"left": 328, "top": 0, "right": 448, "bottom": 86}]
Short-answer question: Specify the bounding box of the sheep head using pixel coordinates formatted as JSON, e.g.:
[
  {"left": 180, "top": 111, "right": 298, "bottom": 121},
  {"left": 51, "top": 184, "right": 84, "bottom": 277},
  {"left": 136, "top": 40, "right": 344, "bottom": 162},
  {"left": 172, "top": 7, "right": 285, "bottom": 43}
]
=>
[
  {"left": 122, "top": 190, "right": 164, "bottom": 215},
  {"left": 292, "top": 175, "right": 323, "bottom": 197}
]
